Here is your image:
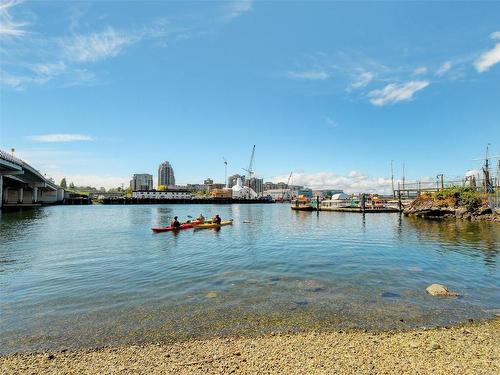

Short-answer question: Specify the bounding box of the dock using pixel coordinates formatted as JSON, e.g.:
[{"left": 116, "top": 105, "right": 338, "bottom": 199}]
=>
[{"left": 318, "top": 207, "right": 401, "bottom": 213}]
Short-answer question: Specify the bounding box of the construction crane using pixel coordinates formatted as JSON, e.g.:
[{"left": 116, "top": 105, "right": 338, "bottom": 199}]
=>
[
  {"left": 281, "top": 171, "right": 293, "bottom": 201},
  {"left": 242, "top": 145, "right": 256, "bottom": 184},
  {"left": 223, "top": 157, "right": 228, "bottom": 188}
]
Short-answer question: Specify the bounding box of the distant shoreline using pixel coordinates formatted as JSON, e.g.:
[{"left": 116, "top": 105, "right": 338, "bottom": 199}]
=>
[{"left": 2, "top": 318, "right": 498, "bottom": 374}]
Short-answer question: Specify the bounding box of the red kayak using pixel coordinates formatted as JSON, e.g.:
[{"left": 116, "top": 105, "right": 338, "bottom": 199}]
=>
[{"left": 151, "top": 223, "right": 194, "bottom": 233}]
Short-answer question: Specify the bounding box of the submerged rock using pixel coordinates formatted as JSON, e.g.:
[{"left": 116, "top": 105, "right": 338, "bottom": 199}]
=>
[
  {"left": 206, "top": 292, "right": 218, "bottom": 298},
  {"left": 426, "top": 284, "right": 459, "bottom": 297}
]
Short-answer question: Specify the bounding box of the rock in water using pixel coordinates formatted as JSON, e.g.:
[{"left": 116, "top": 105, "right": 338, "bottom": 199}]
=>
[
  {"left": 426, "top": 284, "right": 459, "bottom": 297},
  {"left": 206, "top": 291, "right": 217, "bottom": 298}
]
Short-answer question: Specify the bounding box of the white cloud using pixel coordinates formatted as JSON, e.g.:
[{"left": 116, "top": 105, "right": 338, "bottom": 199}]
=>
[
  {"left": 349, "top": 71, "right": 374, "bottom": 90},
  {"left": 490, "top": 31, "right": 500, "bottom": 40},
  {"left": 0, "top": 0, "right": 26, "bottom": 37},
  {"left": 474, "top": 43, "right": 500, "bottom": 72},
  {"left": 272, "top": 171, "right": 393, "bottom": 194},
  {"left": 29, "top": 134, "right": 94, "bottom": 142},
  {"left": 222, "top": 0, "right": 253, "bottom": 21},
  {"left": 32, "top": 61, "right": 67, "bottom": 77},
  {"left": 288, "top": 70, "right": 330, "bottom": 80},
  {"left": 435, "top": 61, "right": 452, "bottom": 76},
  {"left": 62, "top": 27, "right": 137, "bottom": 63},
  {"left": 412, "top": 66, "right": 428, "bottom": 75},
  {"left": 368, "top": 80, "right": 429, "bottom": 106}
]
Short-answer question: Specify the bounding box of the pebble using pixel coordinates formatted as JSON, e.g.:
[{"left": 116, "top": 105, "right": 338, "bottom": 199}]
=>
[{"left": 430, "top": 342, "right": 441, "bottom": 350}]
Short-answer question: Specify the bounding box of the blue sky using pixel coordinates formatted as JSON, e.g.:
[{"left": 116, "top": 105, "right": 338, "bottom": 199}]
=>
[{"left": 1, "top": 0, "right": 499, "bottom": 191}]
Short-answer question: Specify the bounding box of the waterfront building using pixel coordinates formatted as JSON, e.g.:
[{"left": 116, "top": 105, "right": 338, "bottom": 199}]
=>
[
  {"left": 247, "top": 177, "right": 264, "bottom": 195},
  {"left": 186, "top": 183, "right": 208, "bottom": 192},
  {"left": 228, "top": 174, "right": 245, "bottom": 188},
  {"left": 211, "top": 188, "right": 233, "bottom": 198},
  {"left": 264, "top": 181, "right": 276, "bottom": 191},
  {"left": 158, "top": 161, "right": 175, "bottom": 187},
  {"left": 132, "top": 188, "right": 191, "bottom": 200},
  {"left": 130, "top": 174, "right": 154, "bottom": 191},
  {"left": 263, "top": 188, "right": 293, "bottom": 201},
  {"left": 232, "top": 177, "right": 258, "bottom": 199},
  {"left": 207, "top": 183, "right": 226, "bottom": 192},
  {"left": 88, "top": 192, "right": 124, "bottom": 200}
]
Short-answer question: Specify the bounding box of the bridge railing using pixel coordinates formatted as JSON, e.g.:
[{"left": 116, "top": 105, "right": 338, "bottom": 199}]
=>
[
  {"left": 0, "top": 149, "right": 28, "bottom": 167},
  {"left": 0, "top": 149, "right": 59, "bottom": 189}
]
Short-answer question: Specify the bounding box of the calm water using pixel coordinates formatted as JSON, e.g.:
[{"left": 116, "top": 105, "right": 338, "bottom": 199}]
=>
[{"left": 0, "top": 204, "right": 499, "bottom": 354}]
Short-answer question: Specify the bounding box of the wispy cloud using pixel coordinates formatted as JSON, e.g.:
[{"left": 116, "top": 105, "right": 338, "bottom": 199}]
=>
[
  {"left": 288, "top": 70, "right": 330, "bottom": 81},
  {"left": 0, "top": 0, "right": 26, "bottom": 37},
  {"left": 490, "top": 31, "right": 500, "bottom": 41},
  {"left": 32, "top": 61, "right": 67, "bottom": 77},
  {"left": 368, "top": 80, "right": 429, "bottom": 106},
  {"left": 29, "top": 134, "right": 94, "bottom": 142},
  {"left": 412, "top": 66, "right": 427, "bottom": 75},
  {"left": 222, "top": 0, "right": 253, "bottom": 21},
  {"left": 62, "top": 27, "right": 138, "bottom": 63},
  {"left": 348, "top": 71, "right": 374, "bottom": 90},
  {"left": 435, "top": 61, "right": 452, "bottom": 76},
  {"left": 474, "top": 43, "right": 500, "bottom": 72}
]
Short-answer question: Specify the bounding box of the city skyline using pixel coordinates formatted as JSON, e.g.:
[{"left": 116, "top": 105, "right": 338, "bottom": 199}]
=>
[{"left": 1, "top": 1, "right": 500, "bottom": 191}]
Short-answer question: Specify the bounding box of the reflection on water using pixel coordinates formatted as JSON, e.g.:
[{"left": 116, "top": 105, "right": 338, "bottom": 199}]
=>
[
  {"left": 406, "top": 216, "right": 499, "bottom": 267},
  {"left": 0, "top": 205, "right": 499, "bottom": 354}
]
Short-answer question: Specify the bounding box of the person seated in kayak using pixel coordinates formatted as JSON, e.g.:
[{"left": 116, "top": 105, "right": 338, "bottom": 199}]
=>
[
  {"left": 213, "top": 214, "right": 221, "bottom": 225},
  {"left": 171, "top": 216, "right": 181, "bottom": 228},
  {"left": 197, "top": 213, "right": 205, "bottom": 223}
]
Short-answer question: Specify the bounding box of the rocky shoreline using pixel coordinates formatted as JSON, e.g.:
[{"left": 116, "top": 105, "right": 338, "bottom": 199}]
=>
[
  {"left": 1, "top": 318, "right": 498, "bottom": 374},
  {"left": 403, "top": 191, "right": 500, "bottom": 222}
]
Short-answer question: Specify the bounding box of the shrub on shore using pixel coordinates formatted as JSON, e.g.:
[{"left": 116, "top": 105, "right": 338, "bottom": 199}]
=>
[{"left": 432, "top": 187, "right": 483, "bottom": 212}]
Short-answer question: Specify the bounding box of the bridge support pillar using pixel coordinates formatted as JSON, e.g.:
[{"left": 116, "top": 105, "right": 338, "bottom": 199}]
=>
[
  {"left": 32, "top": 186, "right": 38, "bottom": 203},
  {"left": 18, "top": 187, "right": 24, "bottom": 204},
  {"left": 0, "top": 175, "right": 2, "bottom": 210}
]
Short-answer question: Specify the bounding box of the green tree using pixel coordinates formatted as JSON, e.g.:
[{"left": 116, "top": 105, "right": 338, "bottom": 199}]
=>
[
  {"left": 60, "top": 178, "right": 67, "bottom": 189},
  {"left": 69, "top": 182, "right": 75, "bottom": 190}
]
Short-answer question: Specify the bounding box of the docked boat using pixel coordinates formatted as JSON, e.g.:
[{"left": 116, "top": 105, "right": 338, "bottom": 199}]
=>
[
  {"left": 319, "top": 193, "right": 352, "bottom": 211},
  {"left": 291, "top": 196, "right": 314, "bottom": 211}
]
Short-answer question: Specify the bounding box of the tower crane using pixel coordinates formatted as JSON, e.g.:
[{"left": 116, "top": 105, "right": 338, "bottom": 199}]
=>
[
  {"left": 242, "top": 145, "right": 256, "bottom": 185},
  {"left": 281, "top": 171, "right": 293, "bottom": 201}
]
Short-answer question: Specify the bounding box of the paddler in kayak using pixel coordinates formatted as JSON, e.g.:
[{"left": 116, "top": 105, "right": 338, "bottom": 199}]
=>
[
  {"left": 213, "top": 214, "right": 222, "bottom": 225},
  {"left": 171, "top": 216, "right": 181, "bottom": 228},
  {"left": 197, "top": 213, "right": 205, "bottom": 223}
]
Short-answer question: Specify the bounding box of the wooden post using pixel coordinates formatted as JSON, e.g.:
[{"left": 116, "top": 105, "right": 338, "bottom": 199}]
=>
[
  {"left": 398, "top": 190, "right": 402, "bottom": 212},
  {"left": 360, "top": 193, "right": 366, "bottom": 212}
]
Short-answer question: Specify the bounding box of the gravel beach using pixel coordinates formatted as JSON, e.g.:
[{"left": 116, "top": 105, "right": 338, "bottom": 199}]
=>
[{"left": 1, "top": 318, "right": 498, "bottom": 374}]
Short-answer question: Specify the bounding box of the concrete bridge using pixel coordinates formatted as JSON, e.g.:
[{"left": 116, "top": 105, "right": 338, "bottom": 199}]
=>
[{"left": 0, "top": 149, "right": 64, "bottom": 211}]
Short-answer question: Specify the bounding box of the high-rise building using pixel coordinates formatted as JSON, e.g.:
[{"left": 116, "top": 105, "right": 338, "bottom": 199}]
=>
[
  {"left": 158, "top": 161, "right": 175, "bottom": 187},
  {"left": 228, "top": 174, "right": 245, "bottom": 188},
  {"left": 247, "top": 177, "right": 264, "bottom": 195},
  {"left": 203, "top": 178, "right": 213, "bottom": 185},
  {"left": 130, "top": 174, "right": 154, "bottom": 191}
]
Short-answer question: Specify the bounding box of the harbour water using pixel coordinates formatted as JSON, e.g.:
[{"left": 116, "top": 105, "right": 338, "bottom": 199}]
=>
[{"left": 0, "top": 204, "right": 499, "bottom": 354}]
